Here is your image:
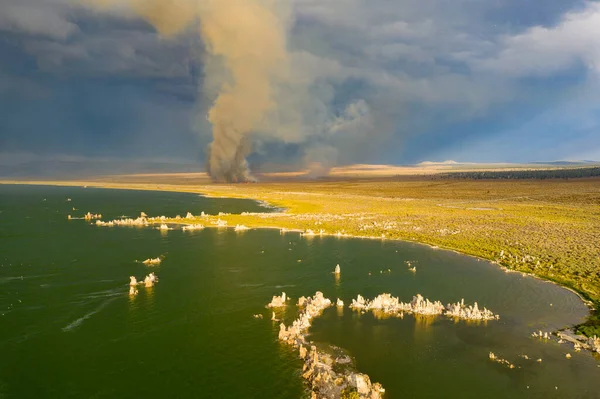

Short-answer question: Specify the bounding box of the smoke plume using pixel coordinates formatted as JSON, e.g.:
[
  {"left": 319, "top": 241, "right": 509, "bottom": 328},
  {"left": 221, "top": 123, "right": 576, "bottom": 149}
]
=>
[
  {"left": 85, "top": 0, "right": 289, "bottom": 182},
  {"left": 199, "top": 0, "right": 288, "bottom": 182}
]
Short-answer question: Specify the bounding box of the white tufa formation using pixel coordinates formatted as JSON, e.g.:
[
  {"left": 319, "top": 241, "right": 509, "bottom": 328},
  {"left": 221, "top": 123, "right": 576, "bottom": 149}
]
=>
[
  {"left": 267, "top": 292, "right": 288, "bottom": 308},
  {"left": 278, "top": 292, "right": 332, "bottom": 344},
  {"left": 234, "top": 224, "right": 249, "bottom": 231},
  {"left": 84, "top": 212, "right": 102, "bottom": 220},
  {"left": 271, "top": 291, "right": 384, "bottom": 399},
  {"left": 96, "top": 217, "right": 148, "bottom": 227},
  {"left": 532, "top": 330, "right": 550, "bottom": 339},
  {"left": 489, "top": 352, "right": 515, "bottom": 369},
  {"left": 445, "top": 299, "right": 500, "bottom": 321},
  {"left": 142, "top": 257, "right": 162, "bottom": 266},
  {"left": 143, "top": 272, "right": 158, "bottom": 287},
  {"left": 350, "top": 293, "right": 499, "bottom": 321},
  {"left": 350, "top": 293, "right": 444, "bottom": 316},
  {"left": 182, "top": 224, "right": 205, "bottom": 231},
  {"left": 334, "top": 264, "right": 341, "bottom": 274},
  {"left": 129, "top": 273, "right": 158, "bottom": 289}
]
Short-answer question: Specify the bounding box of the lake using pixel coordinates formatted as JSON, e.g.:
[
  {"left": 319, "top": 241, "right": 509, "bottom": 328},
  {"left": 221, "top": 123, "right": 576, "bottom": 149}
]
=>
[{"left": 0, "top": 184, "right": 598, "bottom": 398}]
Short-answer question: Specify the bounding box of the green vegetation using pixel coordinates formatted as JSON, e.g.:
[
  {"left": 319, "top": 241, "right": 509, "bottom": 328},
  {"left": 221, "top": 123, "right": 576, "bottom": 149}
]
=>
[
  {"left": 341, "top": 387, "right": 360, "bottom": 399},
  {"left": 441, "top": 166, "right": 600, "bottom": 180},
  {"left": 576, "top": 312, "right": 600, "bottom": 337},
  {"left": 4, "top": 176, "right": 599, "bottom": 335}
]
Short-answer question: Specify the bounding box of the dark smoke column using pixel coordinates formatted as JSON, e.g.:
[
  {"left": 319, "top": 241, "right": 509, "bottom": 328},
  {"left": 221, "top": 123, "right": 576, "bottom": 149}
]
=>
[{"left": 206, "top": 134, "right": 253, "bottom": 183}]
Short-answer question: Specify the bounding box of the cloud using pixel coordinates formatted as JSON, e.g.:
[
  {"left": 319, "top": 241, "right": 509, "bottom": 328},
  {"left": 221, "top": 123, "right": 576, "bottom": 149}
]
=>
[
  {"left": 0, "top": 0, "right": 79, "bottom": 40},
  {"left": 472, "top": 3, "right": 600, "bottom": 77},
  {"left": 0, "top": 0, "right": 596, "bottom": 168}
]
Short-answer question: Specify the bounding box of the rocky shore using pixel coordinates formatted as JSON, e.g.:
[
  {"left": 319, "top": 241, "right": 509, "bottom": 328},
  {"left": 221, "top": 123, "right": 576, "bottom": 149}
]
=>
[
  {"left": 557, "top": 330, "right": 600, "bottom": 354},
  {"left": 274, "top": 292, "right": 385, "bottom": 399}
]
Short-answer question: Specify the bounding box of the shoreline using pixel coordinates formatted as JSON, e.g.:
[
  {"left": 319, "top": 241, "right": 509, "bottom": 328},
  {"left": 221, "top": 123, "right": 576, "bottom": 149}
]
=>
[
  {"left": 170, "top": 220, "right": 599, "bottom": 312},
  {"left": 2, "top": 179, "right": 598, "bottom": 344}
]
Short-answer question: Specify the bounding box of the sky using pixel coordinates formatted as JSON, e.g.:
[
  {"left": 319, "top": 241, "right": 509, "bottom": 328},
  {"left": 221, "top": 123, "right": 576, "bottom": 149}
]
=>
[{"left": 1, "top": 0, "right": 600, "bottom": 172}]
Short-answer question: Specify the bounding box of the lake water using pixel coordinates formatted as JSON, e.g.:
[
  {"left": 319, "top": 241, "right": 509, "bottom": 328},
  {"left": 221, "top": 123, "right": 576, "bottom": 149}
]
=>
[{"left": 0, "top": 184, "right": 598, "bottom": 398}]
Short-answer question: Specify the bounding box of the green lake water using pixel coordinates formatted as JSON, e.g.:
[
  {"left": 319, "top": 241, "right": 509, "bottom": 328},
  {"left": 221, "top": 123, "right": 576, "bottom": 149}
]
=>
[{"left": 0, "top": 184, "right": 598, "bottom": 398}]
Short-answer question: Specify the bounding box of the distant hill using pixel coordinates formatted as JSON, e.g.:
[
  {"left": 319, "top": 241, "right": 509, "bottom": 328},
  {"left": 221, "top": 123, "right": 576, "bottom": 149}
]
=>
[{"left": 530, "top": 160, "right": 599, "bottom": 166}]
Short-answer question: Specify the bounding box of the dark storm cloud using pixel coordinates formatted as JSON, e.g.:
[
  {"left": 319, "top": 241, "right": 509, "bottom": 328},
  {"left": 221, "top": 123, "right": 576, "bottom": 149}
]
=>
[{"left": 0, "top": 0, "right": 599, "bottom": 173}]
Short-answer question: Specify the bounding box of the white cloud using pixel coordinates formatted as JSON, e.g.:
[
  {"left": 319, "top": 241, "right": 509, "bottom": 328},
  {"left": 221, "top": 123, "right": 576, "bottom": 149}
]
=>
[{"left": 473, "top": 3, "right": 600, "bottom": 76}]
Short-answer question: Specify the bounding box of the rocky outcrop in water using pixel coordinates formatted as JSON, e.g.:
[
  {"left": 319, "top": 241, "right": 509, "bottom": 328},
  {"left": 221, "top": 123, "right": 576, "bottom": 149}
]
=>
[
  {"left": 349, "top": 294, "right": 368, "bottom": 310},
  {"left": 182, "top": 224, "right": 205, "bottom": 231},
  {"left": 234, "top": 224, "right": 249, "bottom": 231},
  {"left": 532, "top": 330, "right": 550, "bottom": 340},
  {"left": 350, "top": 293, "right": 444, "bottom": 316},
  {"left": 128, "top": 276, "right": 139, "bottom": 295},
  {"left": 267, "top": 292, "right": 288, "bottom": 308},
  {"left": 334, "top": 264, "right": 341, "bottom": 275},
  {"left": 142, "top": 257, "right": 162, "bottom": 266},
  {"left": 406, "top": 294, "right": 445, "bottom": 315},
  {"left": 278, "top": 292, "right": 331, "bottom": 344},
  {"left": 489, "top": 352, "right": 515, "bottom": 369},
  {"left": 144, "top": 272, "right": 158, "bottom": 287},
  {"left": 272, "top": 291, "right": 384, "bottom": 399},
  {"left": 350, "top": 293, "right": 499, "bottom": 321},
  {"left": 129, "top": 273, "right": 159, "bottom": 290},
  {"left": 445, "top": 299, "right": 500, "bottom": 321},
  {"left": 300, "top": 345, "right": 384, "bottom": 399},
  {"left": 84, "top": 212, "right": 102, "bottom": 220},
  {"left": 96, "top": 217, "right": 148, "bottom": 227}
]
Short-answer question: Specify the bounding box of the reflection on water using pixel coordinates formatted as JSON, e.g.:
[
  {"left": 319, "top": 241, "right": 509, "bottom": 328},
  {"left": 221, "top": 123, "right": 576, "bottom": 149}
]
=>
[
  {"left": 143, "top": 285, "right": 155, "bottom": 305},
  {"left": 413, "top": 314, "right": 436, "bottom": 331},
  {"left": 372, "top": 310, "right": 404, "bottom": 321}
]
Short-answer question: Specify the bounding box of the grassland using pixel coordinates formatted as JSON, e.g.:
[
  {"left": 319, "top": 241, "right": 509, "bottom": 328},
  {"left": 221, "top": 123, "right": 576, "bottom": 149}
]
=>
[{"left": 2, "top": 176, "right": 600, "bottom": 334}]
